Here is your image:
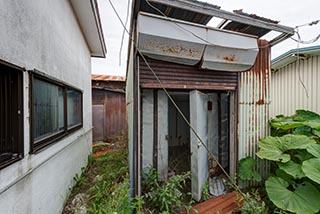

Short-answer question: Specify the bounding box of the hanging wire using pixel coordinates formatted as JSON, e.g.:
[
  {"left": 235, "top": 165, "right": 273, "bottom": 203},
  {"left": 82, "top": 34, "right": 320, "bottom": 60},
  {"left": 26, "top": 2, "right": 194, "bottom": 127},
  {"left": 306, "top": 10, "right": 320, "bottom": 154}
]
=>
[
  {"left": 119, "top": 0, "right": 131, "bottom": 66},
  {"left": 106, "top": 0, "right": 258, "bottom": 207},
  {"left": 294, "top": 29, "right": 309, "bottom": 98},
  {"left": 144, "top": 0, "right": 272, "bottom": 50}
]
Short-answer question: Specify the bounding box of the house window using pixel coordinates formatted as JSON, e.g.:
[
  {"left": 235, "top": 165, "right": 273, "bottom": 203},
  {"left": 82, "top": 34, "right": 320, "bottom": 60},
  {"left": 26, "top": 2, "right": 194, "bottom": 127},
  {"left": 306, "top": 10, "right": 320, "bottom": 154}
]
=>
[
  {"left": 67, "top": 89, "right": 82, "bottom": 129},
  {"left": 33, "top": 78, "right": 64, "bottom": 141},
  {"left": 30, "top": 73, "right": 83, "bottom": 152},
  {"left": 0, "top": 62, "right": 23, "bottom": 169}
]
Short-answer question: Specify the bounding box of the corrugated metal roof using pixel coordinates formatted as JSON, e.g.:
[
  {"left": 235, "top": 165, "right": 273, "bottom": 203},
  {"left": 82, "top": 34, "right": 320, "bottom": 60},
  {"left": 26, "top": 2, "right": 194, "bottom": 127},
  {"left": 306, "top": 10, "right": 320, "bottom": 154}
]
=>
[
  {"left": 91, "top": 74, "right": 126, "bottom": 82},
  {"left": 271, "top": 45, "right": 320, "bottom": 70},
  {"left": 139, "top": 0, "right": 218, "bottom": 25},
  {"left": 222, "top": 9, "right": 279, "bottom": 38}
]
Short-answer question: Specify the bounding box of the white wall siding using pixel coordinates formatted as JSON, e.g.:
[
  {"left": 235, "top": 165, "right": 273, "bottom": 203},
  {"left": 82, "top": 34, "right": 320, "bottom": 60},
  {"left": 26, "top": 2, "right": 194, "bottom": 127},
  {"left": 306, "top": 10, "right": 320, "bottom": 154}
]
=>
[
  {"left": 270, "top": 55, "right": 320, "bottom": 117},
  {"left": 0, "top": 0, "right": 92, "bottom": 213}
]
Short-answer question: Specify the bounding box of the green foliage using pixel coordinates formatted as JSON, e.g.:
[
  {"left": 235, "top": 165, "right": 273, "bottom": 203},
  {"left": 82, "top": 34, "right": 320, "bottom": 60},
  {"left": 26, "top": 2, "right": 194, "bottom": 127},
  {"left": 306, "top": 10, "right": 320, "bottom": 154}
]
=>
[
  {"left": 130, "top": 196, "right": 145, "bottom": 214},
  {"left": 63, "top": 149, "right": 130, "bottom": 214},
  {"left": 256, "top": 134, "right": 317, "bottom": 162},
  {"left": 142, "top": 167, "right": 191, "bottom": 213},
  {"left": 238, "top": 157, "right": 262, "bottom": 182},
  {"left": 201, "top": 181, "right": 210, "bottom": 201},
  {"left": 238, "top": 189, "right": 268, "bottom": 214},
  {"left": 266, "top": 176, "right": 320, "bottom": 214},
  {"left": 255, "top": 110, "right": 320, "bottom": 213}
]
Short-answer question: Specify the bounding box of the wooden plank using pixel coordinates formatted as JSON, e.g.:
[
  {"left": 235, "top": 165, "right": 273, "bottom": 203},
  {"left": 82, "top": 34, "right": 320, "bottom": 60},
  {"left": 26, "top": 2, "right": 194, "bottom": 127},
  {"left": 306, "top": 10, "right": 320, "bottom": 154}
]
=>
[{"left": 188, "top": 191, "right": 242, "bottom": 214}]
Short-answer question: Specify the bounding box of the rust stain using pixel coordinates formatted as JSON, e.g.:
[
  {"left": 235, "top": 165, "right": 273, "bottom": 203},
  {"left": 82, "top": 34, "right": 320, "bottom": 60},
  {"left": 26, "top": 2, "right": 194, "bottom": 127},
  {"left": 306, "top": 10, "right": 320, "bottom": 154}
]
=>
[
  {"left": 222, "top": 54, "right": 236, "bottom": 62},
  {"left": 91, "top": 74, "right": 125, "bottom": 82},
  {"left": 144, "top": 39, "right": 201, "bottom": 57}
]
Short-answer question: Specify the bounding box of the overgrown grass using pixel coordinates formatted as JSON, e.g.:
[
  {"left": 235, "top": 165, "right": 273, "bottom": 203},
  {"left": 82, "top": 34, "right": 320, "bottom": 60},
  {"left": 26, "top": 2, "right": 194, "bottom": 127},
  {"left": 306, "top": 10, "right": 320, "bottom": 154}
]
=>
[{"left": 63, "top": 148, "right": 130, "bottom": 214}]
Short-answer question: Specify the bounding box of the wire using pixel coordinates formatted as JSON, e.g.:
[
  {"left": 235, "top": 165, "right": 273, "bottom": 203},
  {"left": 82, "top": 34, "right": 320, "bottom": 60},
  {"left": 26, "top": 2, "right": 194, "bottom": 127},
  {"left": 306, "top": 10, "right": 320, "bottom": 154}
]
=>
[
  {"left": 106, "top": 0, "right": 257, "bottom": 206},
  {"left": 295, "top": 19, "right": 320, "bottom": 28},
  {"left": 145, "top": 0, "right": 271, "bottom": 50},
  {"left": 119, "top": 0, "right": 131, "bottom": 66},
  {"left": 294, "top": 29, "right": 309, "bottom": 98}
]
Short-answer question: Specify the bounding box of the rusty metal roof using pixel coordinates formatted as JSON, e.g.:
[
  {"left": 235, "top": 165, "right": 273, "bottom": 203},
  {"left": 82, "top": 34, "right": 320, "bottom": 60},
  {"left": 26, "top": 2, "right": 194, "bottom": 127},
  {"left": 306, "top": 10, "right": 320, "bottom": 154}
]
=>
[
  {"left": 133, "top": 0, "right": 294, "bottom": 46},
  {"left": 91, "top": 74, "right": 125, "bottom": 82},
  {"left": 138, "top": 0, "right": 219, "bottom": 25},
  {"left": 221, "top": 9, "right": 280, "bottom": 38}
]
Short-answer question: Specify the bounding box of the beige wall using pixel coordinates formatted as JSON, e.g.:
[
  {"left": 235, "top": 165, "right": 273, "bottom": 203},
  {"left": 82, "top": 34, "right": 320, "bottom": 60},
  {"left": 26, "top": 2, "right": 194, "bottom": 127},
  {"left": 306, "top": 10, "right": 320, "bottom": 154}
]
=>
[{"left": 270, "top": 55, "right": 320, "bottom": 118}]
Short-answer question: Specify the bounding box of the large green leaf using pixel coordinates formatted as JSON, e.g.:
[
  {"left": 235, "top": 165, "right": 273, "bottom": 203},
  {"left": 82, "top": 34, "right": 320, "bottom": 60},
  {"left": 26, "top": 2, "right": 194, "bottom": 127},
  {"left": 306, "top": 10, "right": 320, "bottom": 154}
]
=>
[
  {"left": 294, "top": 149, "right": 315, "bottom": 162},
  {"left": 284, "top": 134, "right": 317, "bottom": 150},
  {"left": 293, "top": 126, "right": 313, "bottom": 135},
  {"left": 270, "top": 115, "right": 304, "bottom": 130},
  {"left": 256, "top": 136, "right": 290, "bottom": 162},
  {"left": 303, "top": 119, "right": 320, "bottom": 129},
  {"left": 302, "top": 158, "right": 320, "bottom": 184},
  {"left": 266, "top": 176, "right": 320, "bottom": 214},
  {"left": 294, "top": 110, "right": 320, "bottom": 121},
  {"left": 277, "top": 161, "right": 305, "bottom": 179},
  {"left": 306, "top": 144, "right": 320, "bottom": 158},
  {"left": 313, "top": 129, "right": 320, "bottom": 138},
  {"left": 238, "top": 157, "right": 262, "bottom": 182},
  {"left": 257, "top": 135, "right": 316, "bottom": 162}
]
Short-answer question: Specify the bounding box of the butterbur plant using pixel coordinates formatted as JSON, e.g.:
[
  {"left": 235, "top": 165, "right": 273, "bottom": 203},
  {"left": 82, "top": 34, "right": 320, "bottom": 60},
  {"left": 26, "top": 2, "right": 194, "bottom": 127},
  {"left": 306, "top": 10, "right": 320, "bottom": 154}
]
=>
[{"left": 256, "top": 110, "right": 320, "bottom": 214}]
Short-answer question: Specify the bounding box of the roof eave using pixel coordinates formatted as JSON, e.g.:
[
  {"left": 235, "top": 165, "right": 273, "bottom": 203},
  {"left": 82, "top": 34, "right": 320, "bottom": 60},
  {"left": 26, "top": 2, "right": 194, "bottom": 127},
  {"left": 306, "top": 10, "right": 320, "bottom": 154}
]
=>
[
  {"left": 272, "top": 45, "right": 320, "bottom": 70},
  {"left": 70, "top": 0, "right": 107, "bottom": 58},
  {"left": 148, "top": 0, "right": 294, "bottom": 45}
]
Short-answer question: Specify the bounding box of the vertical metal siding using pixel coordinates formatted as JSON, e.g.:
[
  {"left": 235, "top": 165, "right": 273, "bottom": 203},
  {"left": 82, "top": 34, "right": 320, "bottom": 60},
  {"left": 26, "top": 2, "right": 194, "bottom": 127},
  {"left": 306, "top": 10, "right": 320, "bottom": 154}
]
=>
[
  {"left": 271, "top": 55, "right": 320, "bottom": 117},
  {"left": 238, "top": 40, "right": 270, "bottom": 179},
  {"left": 92, "top": 89, "right": 127, "bottom": 141},
  {"left": 139, "top": 58, "right": 238, "bottom": 90}
]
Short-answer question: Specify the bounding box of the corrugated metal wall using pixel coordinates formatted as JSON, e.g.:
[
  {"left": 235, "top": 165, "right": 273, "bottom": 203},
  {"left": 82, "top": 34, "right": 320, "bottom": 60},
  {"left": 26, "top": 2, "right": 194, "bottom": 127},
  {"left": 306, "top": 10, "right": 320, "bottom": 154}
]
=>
[
  {"left": 139, "top": 58, "right": 238, "bottom": 90},
  {"left": 92, "top": 88, "right": 127, "bottom": 141},
  {"left": 238, "top": 40, "right": 270, "bottom": 178},
  {"left": 270, "top": 55, "right": 320, "bottom": 117}
]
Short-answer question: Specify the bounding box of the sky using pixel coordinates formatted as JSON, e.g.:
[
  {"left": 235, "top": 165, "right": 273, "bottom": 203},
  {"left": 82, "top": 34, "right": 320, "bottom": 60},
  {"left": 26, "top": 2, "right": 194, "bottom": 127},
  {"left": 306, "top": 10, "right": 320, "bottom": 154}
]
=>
[{"left": 91, "top": 0, "right": 320, "bottom": 76}]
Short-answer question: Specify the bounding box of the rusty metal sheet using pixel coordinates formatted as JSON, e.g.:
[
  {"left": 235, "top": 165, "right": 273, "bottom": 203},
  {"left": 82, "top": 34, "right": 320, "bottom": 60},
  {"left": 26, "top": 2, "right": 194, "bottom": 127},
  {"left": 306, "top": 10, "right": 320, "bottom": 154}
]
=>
[
  {"left": 92, "top": 90, "right": 127, "bottom": 142},
  {"left": 139, "top": 0, "right": 218, "bottom": 25},
  {"left": 105, "top": 92, "right": 127, "bottom": 140},
  {"left": 92, "top": 104, "right": 104, "bottom": 142},
  {"left": 138, "top": 12, "right": 258, "bottom": 72},
  {"left": 139, "top": 58, "right": 238, "bottom": 90},
  {"left": 238, "top": 40, "right": 271, "bottom": 182},
  {"left": 91, "top": 74, "right": 125, "bottom": 82}
]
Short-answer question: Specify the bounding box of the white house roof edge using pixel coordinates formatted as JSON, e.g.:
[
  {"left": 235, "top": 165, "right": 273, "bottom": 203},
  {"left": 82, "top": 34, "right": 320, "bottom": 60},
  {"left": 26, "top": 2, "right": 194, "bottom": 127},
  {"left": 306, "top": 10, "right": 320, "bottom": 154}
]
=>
[
  {"left": 271, "top": 45, "right": 320, "bottom": 70},
  {"left": 70, "top": 0, "right": 107, "bottom": 58}
]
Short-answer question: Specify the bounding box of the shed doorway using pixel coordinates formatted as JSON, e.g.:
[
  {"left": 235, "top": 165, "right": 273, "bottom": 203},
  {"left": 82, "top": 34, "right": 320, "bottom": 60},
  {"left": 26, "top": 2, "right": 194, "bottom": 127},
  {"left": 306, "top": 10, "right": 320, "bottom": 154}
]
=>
[
  {"left": 141, "top": 89, "right": 233, "bottom": 201},
  {"left": 168, "top": 93, "right": 191, "bottom": 176}
]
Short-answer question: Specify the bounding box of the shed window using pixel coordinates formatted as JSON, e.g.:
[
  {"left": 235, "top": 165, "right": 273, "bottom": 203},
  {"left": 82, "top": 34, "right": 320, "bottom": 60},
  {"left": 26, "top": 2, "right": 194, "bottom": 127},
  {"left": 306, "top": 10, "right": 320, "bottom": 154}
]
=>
[
  {"left": 31, "top": 73, "right": 83, "bottom": 152},
  {"left": 0, "top": 62, "right": 23, "bottom": 169}
]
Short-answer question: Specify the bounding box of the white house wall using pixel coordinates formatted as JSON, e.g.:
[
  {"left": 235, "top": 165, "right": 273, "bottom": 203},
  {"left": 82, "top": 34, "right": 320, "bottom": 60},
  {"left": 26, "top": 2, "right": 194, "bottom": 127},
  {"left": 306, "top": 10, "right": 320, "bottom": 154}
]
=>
[
  {"left": 0, "top": 0, "right": 92, "bottom": 213},
  {"left": 270, "top": 55, "right": 320, "bottom": 117}
]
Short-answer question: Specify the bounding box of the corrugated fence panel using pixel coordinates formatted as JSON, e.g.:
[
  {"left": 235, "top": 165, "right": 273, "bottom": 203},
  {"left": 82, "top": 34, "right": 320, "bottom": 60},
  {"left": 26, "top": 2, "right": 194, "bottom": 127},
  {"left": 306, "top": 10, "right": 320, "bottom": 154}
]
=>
[
  {"left": 238, "top": 40, "right": 270, "bottom": 180},
  {"left": 139, "top": 58, "right": 238, "bottom": 90},
  {"left": 92, "top": 89, "right": 127, "bottom": 142},
  {"left": 270, "top": 55, "right": 320, "bottom": 118},
  {"left": 105, "top": 91, "right": 127, "bottom": 139}
]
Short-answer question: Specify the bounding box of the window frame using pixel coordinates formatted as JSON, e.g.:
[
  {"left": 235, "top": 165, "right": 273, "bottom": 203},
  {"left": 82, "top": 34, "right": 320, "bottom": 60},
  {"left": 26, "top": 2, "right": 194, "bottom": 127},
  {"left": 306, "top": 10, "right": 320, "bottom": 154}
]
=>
[
  {"left": 0, "top": 60, "right": 24, "bottom": 170},
  {"left": 29, "top": 71, "right": 83, "bottom": 153}
]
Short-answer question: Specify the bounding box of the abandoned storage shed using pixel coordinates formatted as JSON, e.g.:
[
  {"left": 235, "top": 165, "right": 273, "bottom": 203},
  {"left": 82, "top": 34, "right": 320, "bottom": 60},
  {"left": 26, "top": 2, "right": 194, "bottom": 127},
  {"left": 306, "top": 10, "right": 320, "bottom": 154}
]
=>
[
  {"left": 91, "top": 74, "right": 126, "bottom": 142},
  {"left": 126, "top": 0, "right": 294, "bottom": 201}
]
